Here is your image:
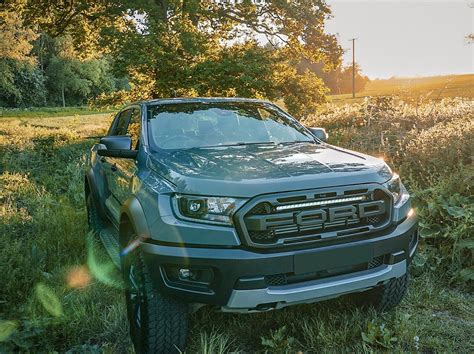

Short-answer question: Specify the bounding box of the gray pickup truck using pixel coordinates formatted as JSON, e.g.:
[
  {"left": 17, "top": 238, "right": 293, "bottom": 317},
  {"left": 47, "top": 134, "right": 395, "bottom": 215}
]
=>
[{"left": 85, "top": 98, "right": 418, "bottom": 353}]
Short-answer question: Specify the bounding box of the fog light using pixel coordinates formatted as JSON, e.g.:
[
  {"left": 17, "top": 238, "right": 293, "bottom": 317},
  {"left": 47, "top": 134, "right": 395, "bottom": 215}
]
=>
[
  {"left": 189, "top": 201, "right": 202, "bottom": 212},
  {"left": 164, "top": 265, "right": 214, "bottom": 287},
  {"left": 179, "top": 268, "right": 194, "bottom": 279}
]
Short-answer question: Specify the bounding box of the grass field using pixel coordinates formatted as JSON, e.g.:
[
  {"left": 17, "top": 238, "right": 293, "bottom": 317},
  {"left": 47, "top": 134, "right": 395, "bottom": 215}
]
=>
[
  {"left": 0, "top": 94, "right": 473, "bottom": 352},
  {"left": 329, "top": 74, "right": 474, "bottom": 104},
  {"left": 0, "top": 106, "right": 115, "bottom": 118}
]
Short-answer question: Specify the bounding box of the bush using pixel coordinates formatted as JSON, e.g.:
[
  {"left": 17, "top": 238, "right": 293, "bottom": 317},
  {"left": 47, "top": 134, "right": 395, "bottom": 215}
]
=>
[
  {"left": 304, "top": 96, "right": 474, "bottom": 284},
  {"left": 398, "top": 116, "right": 474, "bottom": 186}
]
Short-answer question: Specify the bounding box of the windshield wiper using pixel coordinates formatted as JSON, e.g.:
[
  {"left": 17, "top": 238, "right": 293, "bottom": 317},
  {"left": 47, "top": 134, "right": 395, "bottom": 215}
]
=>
[
  {"left": 196, "top": 142, "right": 277, "bottom": 148},
  {"left": 280, "top": 140, "right": 315, "bottom": 145},
  {"left": 228, "top": 141, "right": 277, "bottom": 146}
]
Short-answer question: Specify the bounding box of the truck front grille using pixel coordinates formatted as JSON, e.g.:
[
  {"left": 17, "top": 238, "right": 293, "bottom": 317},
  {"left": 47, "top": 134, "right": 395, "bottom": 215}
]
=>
[{"left": 234, "top": 184, "right": 392, "bottom": 249}]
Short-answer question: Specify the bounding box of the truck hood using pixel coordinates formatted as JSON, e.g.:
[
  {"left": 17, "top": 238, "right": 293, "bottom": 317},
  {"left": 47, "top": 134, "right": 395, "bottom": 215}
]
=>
[{"left": 148, "top": 142, "right": 393, "bottom": 197}]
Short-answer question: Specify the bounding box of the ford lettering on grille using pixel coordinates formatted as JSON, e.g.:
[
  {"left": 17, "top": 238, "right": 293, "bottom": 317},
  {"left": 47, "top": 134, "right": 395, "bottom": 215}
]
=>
[
  {"left": 235, "top": 185, "right": 393, "bottom": 248},
  {"left": 245, "top": 200, "right": 386, "bottom": 231}
]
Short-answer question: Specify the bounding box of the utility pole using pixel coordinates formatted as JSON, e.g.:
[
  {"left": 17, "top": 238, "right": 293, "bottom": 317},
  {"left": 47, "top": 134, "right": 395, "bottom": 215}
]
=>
[{"left": 349, "top": 38, "right": 357, "bottom": 98}]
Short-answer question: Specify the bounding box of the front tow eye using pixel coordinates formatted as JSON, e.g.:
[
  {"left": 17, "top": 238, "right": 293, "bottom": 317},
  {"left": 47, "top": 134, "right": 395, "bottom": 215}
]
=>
[{"left": 255, "top": 302, "right": 278, "bottom": 311}]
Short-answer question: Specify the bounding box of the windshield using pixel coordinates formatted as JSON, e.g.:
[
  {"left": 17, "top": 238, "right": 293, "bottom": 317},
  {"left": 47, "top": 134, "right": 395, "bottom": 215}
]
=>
[{"left": 147, "top": 102, "right": 314, "bottom": 150}]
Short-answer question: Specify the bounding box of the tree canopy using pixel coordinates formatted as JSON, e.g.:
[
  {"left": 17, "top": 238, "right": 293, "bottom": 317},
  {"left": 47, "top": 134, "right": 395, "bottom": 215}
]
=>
[{"left": 0, "top": 0, "right": 365, "bottom": 116}]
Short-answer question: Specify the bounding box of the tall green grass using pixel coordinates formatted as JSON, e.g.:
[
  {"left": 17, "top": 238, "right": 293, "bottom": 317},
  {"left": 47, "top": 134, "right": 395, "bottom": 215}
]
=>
[
  {"left": 0, "top": 102, "right": 473, "bottom": 352},
  {"left": 305, "top": 96, "right": 474, "bottom": 284}
]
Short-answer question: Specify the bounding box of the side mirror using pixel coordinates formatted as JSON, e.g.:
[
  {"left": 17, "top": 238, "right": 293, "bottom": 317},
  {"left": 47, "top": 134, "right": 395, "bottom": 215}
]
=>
[
  {"left": 97, "top": 135, "right": 137, "bottom": 159},
  {"left": 309, "top": 127, "right": 328, "bottom": 142},
  {"left": 100, "top": 135, "right": 132, "bottom": 150},
  {"left": 97, "top": 149, "right": 138, "bottom": 159}
]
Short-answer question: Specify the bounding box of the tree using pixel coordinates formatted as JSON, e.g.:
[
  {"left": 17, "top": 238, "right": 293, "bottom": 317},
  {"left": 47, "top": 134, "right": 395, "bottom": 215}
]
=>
[
  {"left": 3, "top": 1, "right": 346, "bottom": 114},
  {"left": 16, "top": 0, "right": 343, "bottom": 115},
  {"left": 44, "top": 37, "right": 123, "bottom": 106},
  {"left": 0, "top": 0, "right": 38, "bottom": 63},
  {"left": 298, "top": 59, "right": 370, "bottom": 95},
  {"left": 0, "top": 0, "right": 46, "bottom": 106},
  {"left": 99, "top": 0, "right": 343, "bottom": 115}
]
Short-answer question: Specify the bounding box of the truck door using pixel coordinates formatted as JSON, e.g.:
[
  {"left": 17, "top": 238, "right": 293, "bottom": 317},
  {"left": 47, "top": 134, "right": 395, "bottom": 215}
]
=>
[{"left": 103, "top": 108, "right": 141, "bottom": 224}]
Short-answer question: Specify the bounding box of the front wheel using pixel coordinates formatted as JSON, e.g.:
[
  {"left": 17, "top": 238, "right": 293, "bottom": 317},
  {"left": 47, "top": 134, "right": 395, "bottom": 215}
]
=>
[
  {"left": 123, "top": 248, "right": 188, "bottom": 354},
  {"left": 357, "top": 274, "right": 409, "bottom": 312}
]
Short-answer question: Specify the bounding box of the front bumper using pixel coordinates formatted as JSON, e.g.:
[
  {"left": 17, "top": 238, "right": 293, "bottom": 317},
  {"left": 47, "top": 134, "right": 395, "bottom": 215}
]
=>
[
  {"left": 223, "top": 260, "right": 406, "bottom": 312},
  {"left": 141, "top": 213, "right": 418, "bottom": 309}
]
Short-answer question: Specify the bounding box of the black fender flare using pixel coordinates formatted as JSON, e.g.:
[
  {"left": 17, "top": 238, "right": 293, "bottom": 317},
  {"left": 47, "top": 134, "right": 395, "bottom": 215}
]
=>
[
  {"left": 85, "top": 168, "right": 108, "bottom": 220},
  {"left": 119, "top": 196, "right": 151, "bottom": 249}
]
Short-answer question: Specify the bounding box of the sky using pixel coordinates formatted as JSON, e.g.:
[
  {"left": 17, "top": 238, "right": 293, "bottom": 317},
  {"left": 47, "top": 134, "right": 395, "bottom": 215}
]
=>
[{"left": 325, "top": 0, "right": 474, "bottom": 78}]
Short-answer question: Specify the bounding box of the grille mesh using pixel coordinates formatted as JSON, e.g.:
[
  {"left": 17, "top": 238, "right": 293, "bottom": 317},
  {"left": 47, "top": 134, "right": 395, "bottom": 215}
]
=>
[
  {"left": 368, "top": 256, "right": 384, "bottom": 269},
  {"left": 265, "top": 274, "right": 287, "bottom": 286},
  {"left": 367, "top": 215, "right": 383, "bottom": 224},
  {"left": 251, "top": 230, "right": 274, "bottom": 241}
]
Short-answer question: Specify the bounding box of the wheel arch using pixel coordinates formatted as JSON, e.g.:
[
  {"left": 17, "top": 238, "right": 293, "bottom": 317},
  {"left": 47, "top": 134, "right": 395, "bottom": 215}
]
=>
[
  {"left": 119, "top": 196, "right": 151, "bottom": 249},
  {"left": 85, "top": 168, "right": 107, "bottom": 220}
]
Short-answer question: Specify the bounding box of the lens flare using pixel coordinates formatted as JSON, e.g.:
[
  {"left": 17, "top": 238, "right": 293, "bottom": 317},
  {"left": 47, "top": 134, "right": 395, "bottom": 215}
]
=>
[
  {"left": 35, "top": 283, "right": 63, "bottom": 317},
  {"left": 86, "top": 233, "right": 123, "bottom": 289},
  {"left": 120, "top": 236, "right": 145, "bottom": 257},
  {"left": 66, "top": 265, "right": 91, "bottom": 289}
]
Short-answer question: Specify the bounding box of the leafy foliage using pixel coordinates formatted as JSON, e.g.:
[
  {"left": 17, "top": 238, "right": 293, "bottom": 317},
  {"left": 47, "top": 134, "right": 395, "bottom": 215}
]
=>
[
  {"left": 261, "top": 326, "right": 297, "bottom": 351},
  {"left": 299, "top": 60, "right": 370, "bottom": 95},
  {"left": 361, "top": 321, "right": 397, "bottom": 349},
  {"left": 1, "top": 0, "right": 346, "bottom": 115},
  {"left": 304, "top": 97, "right": 474, "bottom": 285}
]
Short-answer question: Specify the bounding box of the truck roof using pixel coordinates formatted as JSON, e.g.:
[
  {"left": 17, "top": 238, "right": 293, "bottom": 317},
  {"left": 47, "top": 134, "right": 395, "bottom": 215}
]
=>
[{"left": 136, "top": 97, "right": 273, "bottom": 107}]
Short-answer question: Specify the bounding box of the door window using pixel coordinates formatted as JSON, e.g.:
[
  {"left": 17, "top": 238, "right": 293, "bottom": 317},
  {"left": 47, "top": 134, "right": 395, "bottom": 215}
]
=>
[
  {"left": 112, "top": 109, "right": 131, "bottom": 136},
  {"left": 127, "top": 108, "right": 141, "bottom": 150}
]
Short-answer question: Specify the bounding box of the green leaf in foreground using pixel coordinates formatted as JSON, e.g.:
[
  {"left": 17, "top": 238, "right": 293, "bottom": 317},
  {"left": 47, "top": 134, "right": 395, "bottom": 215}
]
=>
[
  {"left": 443, "top": 206, "right": 466, "bottom": 218},
  {"left": 459, "top": 267, "right": 474, "bottom": 281}
]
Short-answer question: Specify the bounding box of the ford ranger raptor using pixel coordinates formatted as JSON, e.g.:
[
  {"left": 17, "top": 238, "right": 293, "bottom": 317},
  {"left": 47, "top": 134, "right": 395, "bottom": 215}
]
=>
[{"left": 85, "top": 98, "right": 418, "bottom": 353}]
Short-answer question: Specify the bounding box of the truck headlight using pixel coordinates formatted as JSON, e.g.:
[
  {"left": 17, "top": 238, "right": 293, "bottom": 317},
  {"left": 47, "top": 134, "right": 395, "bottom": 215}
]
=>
[
  {"left": 383, "top": 174, "right": 406, "bottom": 204},
  {"left": 173, "top": 195, "right": 247, "bottom": 225}
]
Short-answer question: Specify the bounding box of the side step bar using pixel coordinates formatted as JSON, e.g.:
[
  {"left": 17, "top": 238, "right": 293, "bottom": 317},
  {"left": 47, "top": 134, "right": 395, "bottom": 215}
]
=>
[{"left": 99, "top": 227, "right": 121, "bottom": 268}]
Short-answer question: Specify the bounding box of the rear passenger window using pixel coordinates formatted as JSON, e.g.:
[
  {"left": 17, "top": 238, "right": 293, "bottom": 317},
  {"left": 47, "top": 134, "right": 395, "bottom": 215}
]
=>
[
  {"left": 127, "top": 109, "right": 141, "bottom": 150},
  {"left": 112, "top": 110, "right": 131, "bottom": 136}
]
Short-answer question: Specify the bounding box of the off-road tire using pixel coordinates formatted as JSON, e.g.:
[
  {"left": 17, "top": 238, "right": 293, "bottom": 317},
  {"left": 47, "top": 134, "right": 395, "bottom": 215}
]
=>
[
  {"left": 86, "top": 193, "right": 102, "bottom": 235},
  {"left": 123, "top": 248, "right": 188, "bottom": 354},
  {"left": 359, "top": 274, "right": 409, "bottom": 312}
]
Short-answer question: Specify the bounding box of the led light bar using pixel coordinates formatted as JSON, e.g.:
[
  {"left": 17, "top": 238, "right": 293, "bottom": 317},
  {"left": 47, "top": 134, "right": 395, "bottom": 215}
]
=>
[{"left": 275, "top": 195, "right": 367, "bottom": 211}]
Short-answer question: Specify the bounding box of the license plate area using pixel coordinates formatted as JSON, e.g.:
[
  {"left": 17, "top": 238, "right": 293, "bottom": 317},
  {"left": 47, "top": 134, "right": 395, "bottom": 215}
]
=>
[{"left": 294, "top": 244, "right": 373, "bottom": 274}]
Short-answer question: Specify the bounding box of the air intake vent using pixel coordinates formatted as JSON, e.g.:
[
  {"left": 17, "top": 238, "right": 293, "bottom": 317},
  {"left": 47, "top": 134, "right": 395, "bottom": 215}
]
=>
[
  {"left": 368, "top": 256, "right": 384, "bottom": 269},
  {"left": 265, "top": 274, "right": 287, "bottom": 286}
]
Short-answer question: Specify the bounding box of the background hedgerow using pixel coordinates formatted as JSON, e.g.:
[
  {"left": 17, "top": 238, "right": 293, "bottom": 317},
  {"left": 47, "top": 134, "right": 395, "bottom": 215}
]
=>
[
  {"left": 304, "top": 96, "right": 474, "bottom": 286},
  {"left": 0, "top": 97, "right": 473, "bottom": 352}
]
